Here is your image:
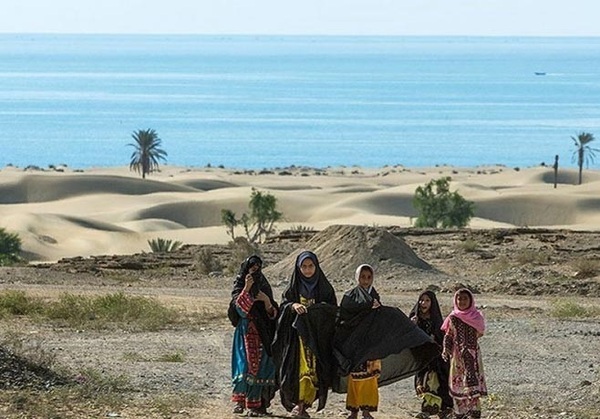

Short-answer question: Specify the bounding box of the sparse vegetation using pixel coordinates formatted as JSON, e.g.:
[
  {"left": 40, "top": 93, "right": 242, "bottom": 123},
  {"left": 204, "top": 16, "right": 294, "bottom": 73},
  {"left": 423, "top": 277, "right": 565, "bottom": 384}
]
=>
[
  {"left": 571, "top": 258, "right": 599, "bottom": 278},
  {"left": 148, "top": 237, "right": 183, "bottom": 253},
  {"left": 515, "top": 249, "right": 549, "bottom": 265},
  {"left": 221, "top": 209, "right": 238, "bottom": 239},
  {"left": 571, "top": 131, "right": 598, "bottom": 185},
  {"left": 226, "top": 237, "right": 260, "bottom": 274},
  {"left": 550, "top": 299, "right": 600, "bottom": 318},
  {"left": 459, "top": 238, "right": 480, "bottom": 252},
  {"left": 220, "top": 188, "right": 283, "bottom": 243},
  {"left": 155, "top": 350, "right": 186, "bottom": 363},
  {"left": 413, "top": 177, "right": 475, "bottom": 228},
  {"left": 0, "top": 291, "right": 180, "bottom": 331},
  {"left": 128, "top": 128, "right": 167, "bottom": 179},
  {"left": 195, "top": 247, "right": 223, "bottom": 274},
  {"left": 0, "top": 227, "right": 23, "bottom": 266}
]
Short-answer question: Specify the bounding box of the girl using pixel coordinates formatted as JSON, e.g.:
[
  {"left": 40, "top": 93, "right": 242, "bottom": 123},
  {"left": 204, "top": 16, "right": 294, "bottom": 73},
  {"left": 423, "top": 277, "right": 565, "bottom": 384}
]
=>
[
  {"left": 441, "top": 288, "right": 487, "bottom": 419},
  {"left": 333, "top": 265, "right": 440, "bottom": 419},
  {"left": 409, "top": 290, "right": 453, "bottom": 419},
  {"left": 230, "top": 255, "right": 279, "bottom": 416},
  {"left": 271, "top": 251, "right": 338, "bottom": 418},
  {"left": 338, "top": 264, "right": 381, "bottom": 419}
]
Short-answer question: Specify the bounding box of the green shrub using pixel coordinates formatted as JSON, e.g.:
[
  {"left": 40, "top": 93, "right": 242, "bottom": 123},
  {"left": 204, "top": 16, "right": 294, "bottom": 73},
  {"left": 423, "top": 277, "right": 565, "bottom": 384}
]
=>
[
  {"left": 148, "top": 238, "right": 183, "bottom": 253},
  {"left": 413, "top": 177, "right": 474, "bottom": 228},
  {"left": 221, "top": 188, "right": 283, "bottom": 243},
  {"left": 0, "top": 227, "right": 23, "bottom": 266}
]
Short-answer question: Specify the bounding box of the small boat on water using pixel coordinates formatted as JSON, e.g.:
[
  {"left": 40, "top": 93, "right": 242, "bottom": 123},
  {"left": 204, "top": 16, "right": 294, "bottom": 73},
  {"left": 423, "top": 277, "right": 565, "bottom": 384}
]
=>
[{"left": 534, "top": 72, "right": 546, "bottom": 76}]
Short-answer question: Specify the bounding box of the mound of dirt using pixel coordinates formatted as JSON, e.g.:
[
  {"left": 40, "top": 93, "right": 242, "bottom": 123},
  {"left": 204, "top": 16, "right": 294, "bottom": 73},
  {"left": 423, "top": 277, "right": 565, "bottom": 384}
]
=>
[
  {"left": 264, "top": 224, "right": 433, "bottom": 289},
  {"left": 0, "top": 346, "right": 68, "bottom": 390}
]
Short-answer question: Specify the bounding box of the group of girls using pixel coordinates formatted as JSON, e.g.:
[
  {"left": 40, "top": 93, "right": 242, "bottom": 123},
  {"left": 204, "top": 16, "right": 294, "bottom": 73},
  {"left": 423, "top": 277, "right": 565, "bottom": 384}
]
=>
[{"left": 229, "top": 252, "right": 487, "bottom": 419}]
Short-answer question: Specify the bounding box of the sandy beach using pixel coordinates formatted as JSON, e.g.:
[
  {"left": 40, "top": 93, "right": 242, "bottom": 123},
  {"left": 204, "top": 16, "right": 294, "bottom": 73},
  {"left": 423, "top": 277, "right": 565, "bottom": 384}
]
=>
[{"left": 1, "top": 164, "right": 600, "bottom": 263}]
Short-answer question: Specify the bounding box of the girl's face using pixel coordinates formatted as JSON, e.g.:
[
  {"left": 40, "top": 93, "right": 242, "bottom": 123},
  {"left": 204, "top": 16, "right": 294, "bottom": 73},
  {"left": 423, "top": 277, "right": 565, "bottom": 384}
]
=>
[
  {"left": 456, "top": 292, "right": 472, "bottom": 310},
  {"left": 358, "top": 267, "right": 373, "bottom": 289},
  {"left": 419, "top": 294, "right": 431, "bottom": 314},
  {"left": 248, "top": 264, "right": 259, "bottom": 274},
  {"left": 300, "top": 258, "right": 316, "bottom": 278}
]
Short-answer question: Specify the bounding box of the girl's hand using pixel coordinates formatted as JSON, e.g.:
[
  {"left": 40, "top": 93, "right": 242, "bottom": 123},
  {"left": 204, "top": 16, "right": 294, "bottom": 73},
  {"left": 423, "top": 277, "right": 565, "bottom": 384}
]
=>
[
  {"left": 292, "top": 303, "right": 307, "bottom": 314},
  {"left": 410, "top": 315, "right": 418, "bottom": 324},
  {"left": 256, "top": 291, "right": 273, "bottom": 310},
  {"left": 416, "top": 385, "right": 426, "bottom": 395},
  {"left": 372, "top": 299, "right": 381, "bottom": 309},
  {"left": 243, "top": 274, "right": 254, "bottom": 292},
  {"left": 441, "top": 351, "right": 449, "bottom": 362}
]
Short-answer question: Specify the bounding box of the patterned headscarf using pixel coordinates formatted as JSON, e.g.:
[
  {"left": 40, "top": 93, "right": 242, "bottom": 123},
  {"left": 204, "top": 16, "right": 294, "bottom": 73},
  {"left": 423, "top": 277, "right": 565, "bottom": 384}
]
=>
[{"left": 441, "top": 288, "right": 485, "bottom": 335}]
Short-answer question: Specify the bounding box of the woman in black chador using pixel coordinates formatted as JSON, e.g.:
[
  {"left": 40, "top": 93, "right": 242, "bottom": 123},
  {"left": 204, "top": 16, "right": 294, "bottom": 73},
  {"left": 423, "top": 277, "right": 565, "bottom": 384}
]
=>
[{"left": 271, "top": 251, "right": 338, "bottom": 418}]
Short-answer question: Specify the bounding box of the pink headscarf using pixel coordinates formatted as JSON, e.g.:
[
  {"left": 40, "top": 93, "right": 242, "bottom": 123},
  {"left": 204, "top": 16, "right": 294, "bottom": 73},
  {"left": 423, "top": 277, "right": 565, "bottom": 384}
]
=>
[{"left": 441, "top": 288, "right": 485, "bottom": 335}]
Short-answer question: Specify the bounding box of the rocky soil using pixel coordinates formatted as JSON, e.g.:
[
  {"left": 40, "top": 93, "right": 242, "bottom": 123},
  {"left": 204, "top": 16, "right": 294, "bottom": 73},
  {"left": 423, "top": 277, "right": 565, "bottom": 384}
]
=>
[{"left": 0, "top": 225, "right": 599, "bottom": 418}]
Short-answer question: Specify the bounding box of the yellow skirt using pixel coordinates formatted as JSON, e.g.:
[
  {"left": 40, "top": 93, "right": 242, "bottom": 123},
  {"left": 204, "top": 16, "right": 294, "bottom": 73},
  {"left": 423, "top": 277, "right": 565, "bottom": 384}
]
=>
[
  {"left": 298, "top": 336, "right": 318, "bottom": 405},
  {"left": 346, "top": 360, "right": 380, "bottom": 412}
]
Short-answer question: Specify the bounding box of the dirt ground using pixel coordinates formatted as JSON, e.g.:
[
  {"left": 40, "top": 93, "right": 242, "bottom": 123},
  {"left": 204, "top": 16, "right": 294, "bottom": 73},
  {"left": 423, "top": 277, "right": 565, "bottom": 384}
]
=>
[{"left": 0, "top": 226, "right": 599, "bottom": 418}]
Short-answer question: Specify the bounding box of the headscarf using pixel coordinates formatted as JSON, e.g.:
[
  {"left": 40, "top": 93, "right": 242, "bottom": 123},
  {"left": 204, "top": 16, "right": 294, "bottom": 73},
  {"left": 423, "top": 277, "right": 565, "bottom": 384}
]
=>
[
  {"left": 297, "top": 251, "right": 320, "bottom": 298},
  {"left": 355, "top": 263, "right": 374, "bottom": 293},
  {"left": 409, "top": 290, "right": 445, "bottom": 345},
  {"left": 281, "top": 250, "right": 336, "bottom": 305},
  {"left": 441, "top": 288, "right": 485, "bottom": 335},
  {"left": 231, "top": 255, "right": 265, "bottom": 299},
  {"left": 228, "top": 255, "right": 276, "bottom": 328}
]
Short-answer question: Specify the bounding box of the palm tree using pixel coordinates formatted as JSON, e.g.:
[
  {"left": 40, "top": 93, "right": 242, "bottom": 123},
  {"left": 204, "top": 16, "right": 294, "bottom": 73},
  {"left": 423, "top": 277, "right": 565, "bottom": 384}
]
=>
[
  {"left": 571, "top": 132, "right": 598, "bottom": 185},
  {"left": 128, "top": 129, "right": 167, "bottom": 179}
]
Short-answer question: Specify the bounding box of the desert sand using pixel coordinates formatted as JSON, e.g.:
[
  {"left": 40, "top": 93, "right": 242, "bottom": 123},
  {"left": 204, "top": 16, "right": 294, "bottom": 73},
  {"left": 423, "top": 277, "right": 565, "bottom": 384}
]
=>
[{"left": 1, "top": 163, "right": 600, "bottom": 263}]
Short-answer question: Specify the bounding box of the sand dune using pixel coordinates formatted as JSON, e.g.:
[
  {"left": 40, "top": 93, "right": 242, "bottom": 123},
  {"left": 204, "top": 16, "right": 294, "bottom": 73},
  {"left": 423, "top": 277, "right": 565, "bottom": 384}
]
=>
[{"left": 1, "top": 165, "right": 599, "bottom": 262}]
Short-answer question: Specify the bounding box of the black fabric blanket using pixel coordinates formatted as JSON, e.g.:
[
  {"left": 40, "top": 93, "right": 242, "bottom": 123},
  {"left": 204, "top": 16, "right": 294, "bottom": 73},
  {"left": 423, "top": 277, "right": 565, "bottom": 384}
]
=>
[
  {"left": 332, "top": 285, "right": 440, "bottom": 393},
  {"left": 271, "top": 302, "right": 338, "bottom": 412}
]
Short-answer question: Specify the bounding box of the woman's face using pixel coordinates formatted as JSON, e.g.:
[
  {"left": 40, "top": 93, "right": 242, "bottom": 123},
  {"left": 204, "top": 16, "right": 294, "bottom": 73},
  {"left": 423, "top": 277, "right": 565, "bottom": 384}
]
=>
[
  {"left": 419, "top": 294, "right": 432, "bottom": 314},
  {"left": 456, "top": 292, "right": 472, "bottom": 310},
  {"left": 358, "top": 267, "right": 373, "bottom": 289},
  {"left": 299, "top": 258, "right": 316, "bottom": 278},
  {"left": 248, "top": 264, "right": 260, "bottom": 274}
]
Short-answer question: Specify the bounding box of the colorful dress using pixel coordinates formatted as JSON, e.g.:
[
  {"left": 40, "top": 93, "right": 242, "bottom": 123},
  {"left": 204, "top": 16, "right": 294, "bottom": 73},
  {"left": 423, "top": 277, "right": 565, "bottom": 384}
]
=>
[
  {"left": 442, "top": 289, "right": 487, "bottom": 419},
  {"left": 230, "top": 256, "right": 278, "bottom": 412}
]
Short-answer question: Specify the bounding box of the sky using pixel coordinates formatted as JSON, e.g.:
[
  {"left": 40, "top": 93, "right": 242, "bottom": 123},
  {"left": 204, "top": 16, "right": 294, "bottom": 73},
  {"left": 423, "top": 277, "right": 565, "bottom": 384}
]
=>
[{"left": 1, "top": 0, "right": 600, "bottom": 36}]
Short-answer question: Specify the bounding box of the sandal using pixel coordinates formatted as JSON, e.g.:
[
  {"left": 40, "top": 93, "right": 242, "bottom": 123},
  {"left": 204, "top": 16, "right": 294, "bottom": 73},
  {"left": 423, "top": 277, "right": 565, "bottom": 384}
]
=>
[
  {"left": 291, "top": 405, "right": 310, "bottom": 418},
  {"left": 233, "top": 403, "right": 245, "bottom": 414}
]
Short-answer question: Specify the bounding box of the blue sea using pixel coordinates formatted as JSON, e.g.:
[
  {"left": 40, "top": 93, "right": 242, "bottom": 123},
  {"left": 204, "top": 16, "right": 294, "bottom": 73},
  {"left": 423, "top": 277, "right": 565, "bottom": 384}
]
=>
[{"left": 1, "top": 34, "right": 600, "bottom": 170}]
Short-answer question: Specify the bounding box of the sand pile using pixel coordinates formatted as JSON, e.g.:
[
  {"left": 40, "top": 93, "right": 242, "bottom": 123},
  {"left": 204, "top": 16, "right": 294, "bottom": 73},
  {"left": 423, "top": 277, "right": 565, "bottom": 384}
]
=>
[{"left": 264, "top": 224, "right": 432, "bottom": 288}]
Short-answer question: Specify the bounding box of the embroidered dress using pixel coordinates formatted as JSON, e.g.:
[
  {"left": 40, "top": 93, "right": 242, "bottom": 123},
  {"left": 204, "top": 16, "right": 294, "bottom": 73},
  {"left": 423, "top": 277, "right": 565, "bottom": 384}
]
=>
[
  {"left": 229, "top": 255, "right": 278, "bottom": 413},
  {"left": 346, "top": 359, "right": 381, "bottom": 413},
  {"left": 441, "top": 288, "right": 487, "bottom": 418},
  {"left": 444, "top": 316, "right": 487, "bottom": 397},
  {"left": 231, "top": 290, "right": 277, "bottom": 409}
]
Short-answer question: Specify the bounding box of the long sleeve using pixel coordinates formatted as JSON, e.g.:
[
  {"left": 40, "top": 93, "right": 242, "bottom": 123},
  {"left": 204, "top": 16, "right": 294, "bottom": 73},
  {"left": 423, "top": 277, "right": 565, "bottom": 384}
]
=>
[
  {"left": 442, "top": 318, "right": 454, "bottom": 356},
  {"left": 236, "top": 290, "right": 254, "bottom": 317}
]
